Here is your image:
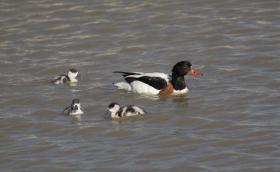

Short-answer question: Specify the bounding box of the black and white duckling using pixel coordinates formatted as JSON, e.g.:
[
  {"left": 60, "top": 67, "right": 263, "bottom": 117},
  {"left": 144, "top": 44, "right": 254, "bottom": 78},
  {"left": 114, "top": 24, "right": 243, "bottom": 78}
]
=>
[
  {"left": 63, "top": 99, "right": 84, "bottom": 115},
  {"left": 52, "top": 69, "right": 79, "bottom": 84},
  {"left": 107, "top": 102, "right": 146, "bottom": 119}
]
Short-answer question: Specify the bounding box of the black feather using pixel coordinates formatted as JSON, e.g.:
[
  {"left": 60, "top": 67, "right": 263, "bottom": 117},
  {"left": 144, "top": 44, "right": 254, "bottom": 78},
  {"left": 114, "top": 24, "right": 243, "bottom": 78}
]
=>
[
  {"left": 113, "top": 71, "right": 141, "bottom": 77},
  {"left": 126, "top": 76, "right": 167, "bottom": 90},
  {"left": 126, "top": 105, "right": 136, "bottom": 113}
]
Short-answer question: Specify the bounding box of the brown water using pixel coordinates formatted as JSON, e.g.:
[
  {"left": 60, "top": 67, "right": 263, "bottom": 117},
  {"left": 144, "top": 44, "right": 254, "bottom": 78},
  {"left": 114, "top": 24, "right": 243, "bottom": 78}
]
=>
[{"left": 1, "top": 0, "right": 280, "bottom": 171}]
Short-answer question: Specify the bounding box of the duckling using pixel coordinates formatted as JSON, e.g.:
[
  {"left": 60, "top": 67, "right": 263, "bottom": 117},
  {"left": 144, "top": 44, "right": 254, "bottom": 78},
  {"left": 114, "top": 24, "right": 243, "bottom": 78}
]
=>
[
  {"left": 52, "top": 69, "right": 79, "bottom": 84},
  {"left": 107, "top": 102, "right": 145, "bottom": 119},
  {"left": 63, "top": 99, "right": 84, "bottom": 115}
]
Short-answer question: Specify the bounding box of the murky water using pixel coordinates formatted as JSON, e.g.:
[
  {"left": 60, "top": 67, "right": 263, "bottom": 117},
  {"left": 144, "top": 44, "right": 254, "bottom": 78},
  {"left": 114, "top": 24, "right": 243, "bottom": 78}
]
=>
[{"left": 1, "top": 0, "right": 280, "bottom": 171}]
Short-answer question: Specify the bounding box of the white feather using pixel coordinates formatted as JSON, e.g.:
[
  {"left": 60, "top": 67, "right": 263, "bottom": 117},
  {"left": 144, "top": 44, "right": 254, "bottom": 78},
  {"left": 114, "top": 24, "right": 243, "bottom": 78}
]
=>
[
  {"left": 171, "top": 87, "right": 189, "bottom": 95},
  {"left": 68, "top": 71, "right": 78, "bottom": 82},
  {"left": 130, "top": 81, "right": 160, "bottom": 95},
  {"left": 132, "top": 106, "right": 145, "bottom": 114},
  {"left": 70, "top": 109, "right": 84, "bottom": 115}
]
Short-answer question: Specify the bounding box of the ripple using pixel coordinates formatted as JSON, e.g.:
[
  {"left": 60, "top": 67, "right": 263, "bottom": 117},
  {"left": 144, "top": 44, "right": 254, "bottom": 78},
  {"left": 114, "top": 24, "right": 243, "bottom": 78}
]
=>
[{"left": 1, "top": 0, "right": 280, "bottom": 171}]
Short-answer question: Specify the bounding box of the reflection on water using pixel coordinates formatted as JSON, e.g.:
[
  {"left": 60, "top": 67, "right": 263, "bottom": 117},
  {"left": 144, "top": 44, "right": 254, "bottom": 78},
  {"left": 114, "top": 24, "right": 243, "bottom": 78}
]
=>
[
  {"left": 139, "top": 94, "right": 161, "bottom": 100},
  {"left": 69, "top": 82, "right": 78, "bottom": 87},
  {"left": 1, "top": 0, "right": 280, "bottom": 171}
]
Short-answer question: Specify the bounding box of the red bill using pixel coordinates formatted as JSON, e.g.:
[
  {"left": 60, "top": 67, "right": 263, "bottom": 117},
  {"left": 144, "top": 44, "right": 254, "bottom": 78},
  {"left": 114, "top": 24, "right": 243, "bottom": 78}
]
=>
[{"left": 188, "top": 68, "right": 201, "bottom": 77}]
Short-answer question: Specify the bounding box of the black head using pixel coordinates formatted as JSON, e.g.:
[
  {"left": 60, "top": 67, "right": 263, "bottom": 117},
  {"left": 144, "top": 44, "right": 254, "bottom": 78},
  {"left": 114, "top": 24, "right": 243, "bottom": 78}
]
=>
[
  {"left": 69, "top": 68, "right": 78, "bottom": 73},
  {"left": 108, "top": 102, "right": 119, "bottom": 108},
  {"left": 72, "top": 99, "right": 80, "bottom": 104},
  {"left": 172, "top": 61, "right": 192, "bottom": 76}
]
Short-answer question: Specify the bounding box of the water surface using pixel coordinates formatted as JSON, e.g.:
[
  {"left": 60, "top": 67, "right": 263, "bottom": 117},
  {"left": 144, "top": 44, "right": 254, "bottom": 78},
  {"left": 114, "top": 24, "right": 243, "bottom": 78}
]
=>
[{"left": 1, "top": 0, "right": 280, "bottom": 171}]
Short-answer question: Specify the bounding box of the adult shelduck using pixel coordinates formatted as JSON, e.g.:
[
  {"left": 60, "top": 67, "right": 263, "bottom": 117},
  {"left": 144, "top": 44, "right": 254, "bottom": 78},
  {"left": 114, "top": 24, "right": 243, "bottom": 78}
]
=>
[{"left": 113, "top": 61, "right": 200, "bottom": 95}]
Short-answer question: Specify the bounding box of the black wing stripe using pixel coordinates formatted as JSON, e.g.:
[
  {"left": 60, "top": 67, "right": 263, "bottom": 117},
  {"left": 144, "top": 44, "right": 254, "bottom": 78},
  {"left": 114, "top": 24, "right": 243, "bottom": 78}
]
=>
[
  {"left": 126, "top": 76, "right": 167, "bottom": 90},
  {"left": 125, "top": 77, "right": 137, "bottom": 83},
  {"left": 113, "top": 71, "right": 141, "bottom": 77}
]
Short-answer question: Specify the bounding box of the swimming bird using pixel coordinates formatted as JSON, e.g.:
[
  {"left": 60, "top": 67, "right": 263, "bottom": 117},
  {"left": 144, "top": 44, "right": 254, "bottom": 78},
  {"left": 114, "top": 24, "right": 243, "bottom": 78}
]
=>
[
  {"left": 63, "top": 99, "right": 84, "bottom": 115},
  {"left": 52, "top": 69, "right": 79, "bottom": 84},
  {"left": 113, "top": 61, "right": 200, "bottom": 95},
  {"left": 107, "top": 102, "right": 146, "bottom": 119}
]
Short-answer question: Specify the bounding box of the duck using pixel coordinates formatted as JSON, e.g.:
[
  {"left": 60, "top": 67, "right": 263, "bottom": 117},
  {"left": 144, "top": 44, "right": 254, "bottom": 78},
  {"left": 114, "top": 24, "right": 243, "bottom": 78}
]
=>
[
  {"left": 107, "top": 102, "right": 146, "bottom": 119},
  {"left": 113, "top": 61, "right": 200, "bottom": 95},
  {"left": 63, "top": 99, "right": 84, "bottom": 115},
  {"left": 52, "top": 69, "right": 79, "bottom": 85}
]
